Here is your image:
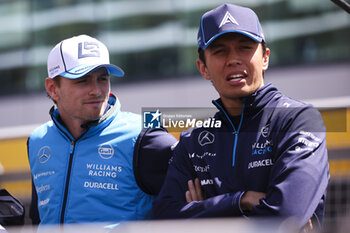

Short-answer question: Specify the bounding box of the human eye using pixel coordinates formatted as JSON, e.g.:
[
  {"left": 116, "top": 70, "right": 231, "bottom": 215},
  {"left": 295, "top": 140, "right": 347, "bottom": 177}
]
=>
[
  {"left": 211, "top": 46, "right": 226, "bottom": 55},
  {"left": 240, "top": 44, "right": 253, "bottom": 50},
  {"left": 75, "top": 79, "right": 87, "bottom": 84},
  {"left": 213, "top": 49, "right": 224, "bottom": 54},
  {"left": 98, "top": 75, "right": 109, "bottom": 82}
]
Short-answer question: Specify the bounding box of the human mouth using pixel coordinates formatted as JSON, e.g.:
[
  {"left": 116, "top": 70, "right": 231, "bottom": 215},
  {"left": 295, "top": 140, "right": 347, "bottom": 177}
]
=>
[
  {"left": 226, "top": 73, "right": 247, "bottom": 84},
  {"left": 227, "top": 74, "right": 245, "bottom": 82},
  {"left": 85, "top": 100, "right": 104, "bottom": 105}
]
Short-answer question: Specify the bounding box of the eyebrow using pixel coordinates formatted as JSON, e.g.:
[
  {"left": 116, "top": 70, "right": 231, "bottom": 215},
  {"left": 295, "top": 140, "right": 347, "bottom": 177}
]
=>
[
  {"left": 238, "top": 37, "right": 256, "bottom": 43},
  {"left": 83, "top": 69, "right": 109, "bottom": 79},
  {"left": 208, "top": 43, "right": 224, "bottom": 50}
]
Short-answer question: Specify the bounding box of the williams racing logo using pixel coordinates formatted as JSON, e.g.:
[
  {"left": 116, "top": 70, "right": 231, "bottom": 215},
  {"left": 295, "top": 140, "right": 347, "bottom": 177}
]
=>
[
  {"left": 37, "top": 146, "right": 51, "bottom": 164},
  {"left": 249, "top": 139, "right": 274, "bottom": 169},
  {"left": 251, "top": 139, "right": 273, "bottom": 156}
]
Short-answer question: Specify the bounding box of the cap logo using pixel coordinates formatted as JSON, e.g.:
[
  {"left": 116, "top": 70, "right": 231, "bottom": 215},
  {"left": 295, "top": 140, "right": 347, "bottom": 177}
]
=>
[
  {"left": 219, "top": 11, "right": 239, "bottom": 28},
  {"left": 78, "top": 42, "right": 100, "bottom": 59}
]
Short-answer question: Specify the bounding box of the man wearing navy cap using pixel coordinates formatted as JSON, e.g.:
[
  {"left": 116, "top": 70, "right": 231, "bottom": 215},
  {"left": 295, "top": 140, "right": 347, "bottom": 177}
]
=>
[
  {"left": 27, "top": 35, "right": 177, "bottom": 225},
  {"left": 153, "top": 4, "right": 329, "bottom": 230}
]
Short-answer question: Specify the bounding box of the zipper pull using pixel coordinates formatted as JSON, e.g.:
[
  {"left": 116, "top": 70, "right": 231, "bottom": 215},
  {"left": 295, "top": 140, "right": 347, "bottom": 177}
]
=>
[{"left": 69, "top": 141, "right": 75, "bottom": 154}]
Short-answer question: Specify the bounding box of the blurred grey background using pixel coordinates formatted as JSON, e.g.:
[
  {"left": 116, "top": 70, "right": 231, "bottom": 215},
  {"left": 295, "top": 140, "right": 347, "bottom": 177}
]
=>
[{"left": 0, "top": 0, "right": 349, "bottom": 129}]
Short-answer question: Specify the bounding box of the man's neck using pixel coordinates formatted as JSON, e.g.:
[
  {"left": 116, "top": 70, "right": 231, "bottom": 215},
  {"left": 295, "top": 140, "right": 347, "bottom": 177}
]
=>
[
  {"left": 68, "top": 121, "right": 85, "bottom": 140},
  {"left": 58, "top": 114, "right": 85, "bottom": 140},
  {"left": 220, "top": 97, "right": 243, "bottom": 116}
]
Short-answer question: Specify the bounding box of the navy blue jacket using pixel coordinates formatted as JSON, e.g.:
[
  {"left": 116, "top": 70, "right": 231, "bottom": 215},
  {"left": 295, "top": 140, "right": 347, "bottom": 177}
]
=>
[{"left": 153, "top": 84, "right": 329, "bottom": 228}]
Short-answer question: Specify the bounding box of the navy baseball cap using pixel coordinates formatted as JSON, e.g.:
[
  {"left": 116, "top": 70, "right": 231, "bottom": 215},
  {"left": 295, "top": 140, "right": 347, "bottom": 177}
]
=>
[
  {"left": 197, "top": 4, "right": 265, "bottom": 50},
  {"left": 47, "top": 35, "right": 124, "bottom": 79}
]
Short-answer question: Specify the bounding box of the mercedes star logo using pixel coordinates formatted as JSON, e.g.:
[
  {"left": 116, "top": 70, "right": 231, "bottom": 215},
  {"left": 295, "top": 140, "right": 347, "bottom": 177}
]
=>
[
  {"left": 198, "top": 131, "right": 215, "bottom": 146},
  {"left": 38, "top": 146, "right": 51, "bottom": 164}
]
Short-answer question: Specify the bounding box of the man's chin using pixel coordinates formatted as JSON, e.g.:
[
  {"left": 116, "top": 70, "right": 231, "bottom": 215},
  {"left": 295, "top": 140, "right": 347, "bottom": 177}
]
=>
[{"left": 82, "top": 113, "right": 104, "bottom": 123}]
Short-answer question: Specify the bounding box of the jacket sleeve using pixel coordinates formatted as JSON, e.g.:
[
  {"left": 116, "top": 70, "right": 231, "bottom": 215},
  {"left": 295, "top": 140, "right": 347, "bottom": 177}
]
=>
[
  {"left": 133, "top": 127, "right": 178, "bottom": 195},
  {"left": 152, "top": 132, "right": 245, "bottom": 219},
  {"left": 29, "top": 179, "right": 40, "bottom": 225},
  {"left": 250, "top": 107, "right": 329, "bottom": 228},
  {"left": 27, "top": 138, "right": 40, "bottom": 225}
]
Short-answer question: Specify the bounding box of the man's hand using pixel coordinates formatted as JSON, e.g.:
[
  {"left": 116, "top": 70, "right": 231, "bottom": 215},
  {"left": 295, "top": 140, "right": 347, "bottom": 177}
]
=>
[
  {"left": 301, "top": 219, "right": 313, "bottom": 233},
  {"left": 241, "top": 191, "right": 313, "bottom": 232},
  {"left": 185, "top": 178, "right": 204, "bottom": 202},
  {"left": 240, "top": 191, "right": 266, "bottom": 212}
]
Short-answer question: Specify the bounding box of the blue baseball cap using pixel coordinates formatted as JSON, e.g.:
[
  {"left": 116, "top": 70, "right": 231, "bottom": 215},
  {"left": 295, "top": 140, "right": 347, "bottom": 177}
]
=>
[{"left": 197, "top": 4, "right": 265, "bottom": 50}]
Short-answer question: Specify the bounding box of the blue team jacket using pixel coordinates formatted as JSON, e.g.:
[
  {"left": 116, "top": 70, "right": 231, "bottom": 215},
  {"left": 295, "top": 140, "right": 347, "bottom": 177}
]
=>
[
  {"left": 28, "top": 95, "right": 154, "bottom": 224},
  {"left": 153, "top": 84, "right": 329, "bottom": 228}
]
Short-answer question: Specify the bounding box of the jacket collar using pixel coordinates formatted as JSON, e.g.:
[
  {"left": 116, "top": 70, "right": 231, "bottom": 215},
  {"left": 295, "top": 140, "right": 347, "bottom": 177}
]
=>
[
  {"left": 239, "top": 83, "right": 278, "bottom": 109},
  {"left": 212, "top": 83, "right": 279, "bottom": 126},
  {"left": 213, "top": 83, "right": 278, "bottom": 113}
]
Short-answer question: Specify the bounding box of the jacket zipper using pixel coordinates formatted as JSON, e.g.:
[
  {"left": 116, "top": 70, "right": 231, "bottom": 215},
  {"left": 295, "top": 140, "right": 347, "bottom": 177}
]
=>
[
  {"left": 50, "top": 108, "right": 95, "bottom": 223},
  {"left": 213, "top": 100, "right": 245, "bottom": 167},
  {"left": 51, "top": 121, "right": 90, "bottom": 223},
  {"left": 60, "top": 140, "right": 76, "bottom": 224}
]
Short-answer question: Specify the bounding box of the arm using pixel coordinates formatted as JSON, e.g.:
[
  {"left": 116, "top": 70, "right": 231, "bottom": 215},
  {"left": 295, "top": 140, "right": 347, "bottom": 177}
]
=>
[
  {"left": 185, "top": 179, "right": 204, "bottom": 202},
  {"left": 184, "top": 181, "right": 313, "bottom": 231},
  {"left": 185, "top": 179, "right": 266, "bottom": 212},
  {"left": 27, "top": 138, "right": 40, "bottom": 225},
  {"left": 133, "top": 127, "right": 178, "bottom": 195},
  {"left": 240, "top": 191, "right": 266, "bottom": 212},
  {"left": 153, "top": 137, "right": 245, "bottom": 219},
  {"left": 248, "top": 107, "right": 329, "bottom": 228}
]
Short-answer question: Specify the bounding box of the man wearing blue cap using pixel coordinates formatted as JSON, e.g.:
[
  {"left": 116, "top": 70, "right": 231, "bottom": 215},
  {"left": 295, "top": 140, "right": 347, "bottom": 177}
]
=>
[
  {"left": 27, "top": 35, "right": 177, "bottom": 225},
  {"left": 153, "top": 4, "right": 329, "bottom": 230}
]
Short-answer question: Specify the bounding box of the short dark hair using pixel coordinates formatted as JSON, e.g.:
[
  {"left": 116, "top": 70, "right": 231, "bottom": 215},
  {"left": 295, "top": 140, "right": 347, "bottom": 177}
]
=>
[
  {"left": 198, "top": 41, "right": 268, "bottom": 66},
  {"left": 52, "top": 75, "right": 61, "bottom": 86}
]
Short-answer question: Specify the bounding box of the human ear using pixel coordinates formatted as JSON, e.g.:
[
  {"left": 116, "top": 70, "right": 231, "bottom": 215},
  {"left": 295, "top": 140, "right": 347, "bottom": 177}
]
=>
[
  {"left": 45, "top": 77, "right": 59, "bottom": 102},
  {"left": 262, "top": 48, "right": 270, "bottom": 71},
  {"left": 196, "top": 59, "right": 211, "bottom": 80}
]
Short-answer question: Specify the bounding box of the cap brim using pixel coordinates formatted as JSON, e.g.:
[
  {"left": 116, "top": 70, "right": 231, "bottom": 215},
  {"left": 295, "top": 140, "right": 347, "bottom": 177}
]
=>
[
  {"left": 60, "top": 64, "right": 124, "bottom": 79},
  {"left": 201, "top": 30, "right": 263, "bottom": 50}
]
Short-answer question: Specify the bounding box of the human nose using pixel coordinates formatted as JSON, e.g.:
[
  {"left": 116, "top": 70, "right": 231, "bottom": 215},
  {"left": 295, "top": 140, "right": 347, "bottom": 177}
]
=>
[
  {"left": 88, "top": 79, "right": 102, "bottom": 96},
  {"left": 226, "top": 51, "right": 242, "bottom": 66}
]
